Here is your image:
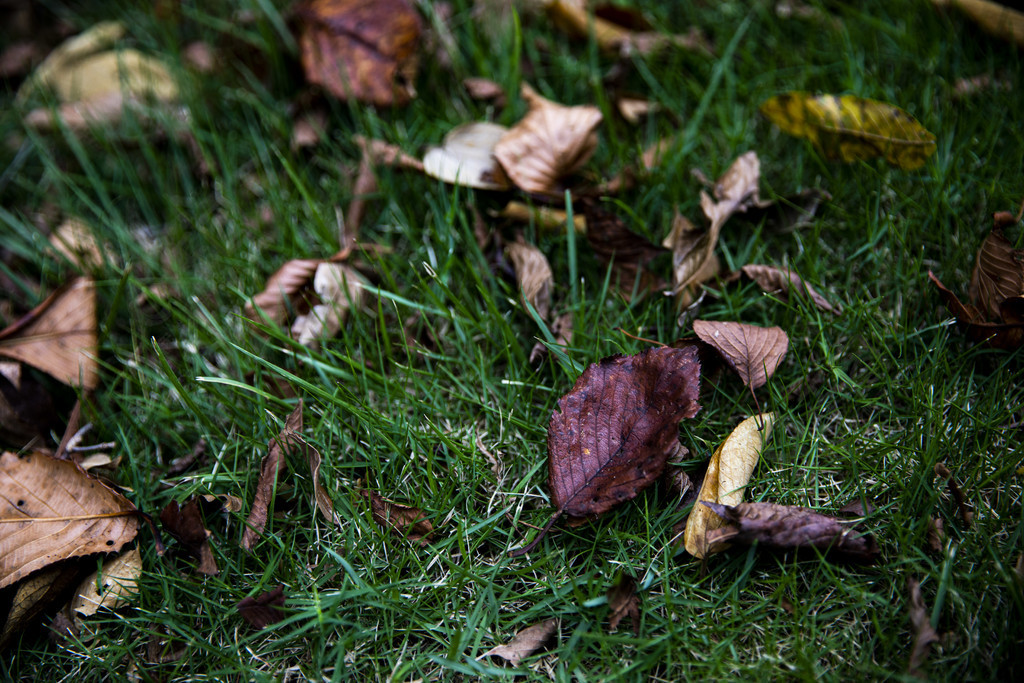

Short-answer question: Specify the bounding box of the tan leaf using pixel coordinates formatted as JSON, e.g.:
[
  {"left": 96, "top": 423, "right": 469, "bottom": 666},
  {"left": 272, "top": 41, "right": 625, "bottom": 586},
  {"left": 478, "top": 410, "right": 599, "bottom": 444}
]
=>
[
  {"left": 245, "top": 259, "right": 322, "bottom": 327},
  {"left": 0, "top": 564, "right": 84, "bottom": 650},
  {"left": 544, "top": 0, "right": 708, "bottom": 56},
  {"left": 930, "top": 0, "right": 1024, "bottom": 48},
  {"left": 684, "top": 413, "right": 775, "bottom": 558},
  {"left": 361, "top": 489, "right": 433, "bottom": 544},
  {"left": 70, "top": 546, "right": 142, "bottom": 616},
  {"left": 481, "top": 619, "right": 557, "bottom": 666},
  {"left": 48, "top": 218, "right": 112, "bottom": 271},
  {"left": 607, "top": 573, "right": 640, "bottom": 634},
  {"left": 306, "top": 438, "right": 340, "bottom": 527},
  {"left": 663, "top": 210, "right": 720, "bottom": 309},
  {"left": 496, "top": 202, "right": 587, "bottom": 234},
  {"left": 969, "top": 227, "right": 1024, "bottom": 320},
  {"left": 702, "top": 151, "right": 771, "bottom": 233},
  {"left": 693, "top": 320, "right": 789, "bottom": 390},
  {"left": 241, "top": 403, "right": 303, "bottom": 551},
  {"left": 907, "top": 578, "right": 939, "bottom": 676},
  {"left": 291, "top": 263, "right": 366, "bottom": 348},
  {"left": 506, "top": 238, "right": 554, "bottom": 320},
  {"left": 740, "top": 264, "right": 838, "bottom": 313},
  {"left": 0, "top": 450, "right": 138, "bottom": 589},
  {"left": 0, "top": 277, "right": 99, "bottom": 389},
  {"left": 616, "top": 96, "right": 659, "bottom": 125},
  {"left": 423, "top": 122, "right": 511, "bottom": 190},
  {"left": 493, "top": 84, "right": 602, "bottom": 196}
]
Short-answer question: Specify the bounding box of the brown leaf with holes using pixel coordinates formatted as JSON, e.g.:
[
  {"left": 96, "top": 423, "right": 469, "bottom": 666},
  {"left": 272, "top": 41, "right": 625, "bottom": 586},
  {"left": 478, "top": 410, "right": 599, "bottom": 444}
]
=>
[
  {"left": 160, "top": 498, "right": 218, "bottom": 575},
  {"left": 0, "top": 277, "right": 98, "bottom": 389},
  {"left": 703, "top": 501, "right": 880, "bottom": 563},
  {"left": 510, "top": 346, "right": 700, "bottom": 556},
  {"left": 295, "top": 0, "right": 422, "bottom": 106},
  {"left": 480, "top": 619, "right": 557, "bottom": 666},
  {"left": 0, "top": 450, "right": 138, "bottom": 589},
  {"left": 739, "top": 264, "right": 838, "bottom": 313},
  {"left": 361, "top": 489, "right": 433, "bottom": 544},
  {"left": 607, "top": 572, "right": 640, "bottom": 634},
  {"left": 237, "top": 586, "right": 287, "bottom": 629},
  {"left": 907, "top": 577, "right": 939, "bottom": 677},
  {"left": 582, "top": 201, "right": 666, "bottom": 299},
  {"left": 494, "top": 84, "right": 602, "bottom": 196},
  {"left": 693, "top": 320, "right": 788, "bottom": 390},
  {"left": 506, "top": 238, "right": 554, "bottom": 321},
  {"left": 969, "top": 227, "right": 1024, "bottom": 320},
  {"left": 241, "top": 403, "right": 303, "bottom": 551}
]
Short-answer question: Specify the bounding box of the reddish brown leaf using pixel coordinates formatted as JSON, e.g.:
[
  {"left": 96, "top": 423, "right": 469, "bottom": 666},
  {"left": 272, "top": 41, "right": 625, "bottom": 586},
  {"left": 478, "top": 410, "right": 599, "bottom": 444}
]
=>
[
  {"left": 160, "top": 498, "right": 218, "bottom": 575},
  {"left": 607, "top": 572, "right": 640, "bottom": 634},
  {"left": 582, "top": 201, "right": 666, "bottom": 299},
  {"left": 907, "top": 578, "right": 939, "bottom": 677},
  {"left": 361, "top": 489, "right": 433, "bottom": 544},
  {"left": 693, "top": 320, "right": 788, "bottom": 390},
  {"left": 307, "top": 439, "right": 340, "bottom": 527},
  {"left": 481, "top": 619, "right": 557, "bottom": 666},
  {"left": 241, "top": 403, "right": 303, "bottom": 551},
  {"left": 510, "top": 346, "right": 701, "bottom": 556},
  {"left": 703, "top": 501, "right": 880, "bottom": 563},
  {"left": 295, "top": 0, "right": 422, "bottom": 106},
  {"left": 969, "top": 227, "right": 1024, "bottom": 319},
  {"left": 245, "top": 259, "right": 321, "bottom": 326},
  {"left": 463, "top": 77, "right": 506, "bottom": 107},
  {"left": 929, "top": 270, "right": 1024, "bottom": 349},
  {"left": 237, "top": 586, "right": 287, "bottom": 629},
  {"left": 739, "top": 264, "right": 838, "bottom": 313}
]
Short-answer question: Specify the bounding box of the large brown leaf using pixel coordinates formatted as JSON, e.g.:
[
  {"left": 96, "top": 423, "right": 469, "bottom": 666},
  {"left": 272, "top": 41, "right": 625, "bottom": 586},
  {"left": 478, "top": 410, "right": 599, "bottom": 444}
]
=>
[
  {"left": 510, "top": 346, "right": 700, "bottom": 556},
  {"left": 969, "top": 227, "right": 1024, "bottom": 320},
  {"left": 0, "top": 450, "right": 138, "bottom": 589},
  {"left": 693, "top": 320, "right": 788, "bottom": 390}
]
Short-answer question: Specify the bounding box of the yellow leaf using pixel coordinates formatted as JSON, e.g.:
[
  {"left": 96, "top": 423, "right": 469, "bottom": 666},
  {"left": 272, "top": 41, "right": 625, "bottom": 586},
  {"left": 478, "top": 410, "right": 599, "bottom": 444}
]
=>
[
  {"left": 760, "top": 93, "right": 936, "bottom": 170},
  {"left": 684, "top": 413, "right": 775, "bottom": 558}
]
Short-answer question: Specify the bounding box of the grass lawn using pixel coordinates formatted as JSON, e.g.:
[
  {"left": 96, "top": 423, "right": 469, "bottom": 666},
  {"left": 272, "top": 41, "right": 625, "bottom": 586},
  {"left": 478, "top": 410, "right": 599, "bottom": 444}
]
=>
[{"left": 1, "top": 0, "right": 1023, "bottom": 680}]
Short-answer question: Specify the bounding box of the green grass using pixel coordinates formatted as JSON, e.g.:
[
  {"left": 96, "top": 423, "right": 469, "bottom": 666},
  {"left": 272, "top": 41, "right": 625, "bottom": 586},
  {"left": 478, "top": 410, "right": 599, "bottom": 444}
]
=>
[{"left": 2, "top": 0, "right": 1023, "bottom": 680}]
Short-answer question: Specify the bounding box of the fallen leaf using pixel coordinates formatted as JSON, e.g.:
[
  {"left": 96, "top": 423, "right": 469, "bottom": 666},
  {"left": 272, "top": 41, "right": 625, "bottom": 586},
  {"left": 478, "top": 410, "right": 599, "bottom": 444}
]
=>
[
  {"left": 545, "top": 0, "right": 709, "bottom": 56},
  {"left": 582, "top": 201, "right": 666, "bottom": 299},
  {"left": 481, "top": 619, "right": 557, "bottom": 666},
  {"left": 49, "top": 217, "right": 112, "bottom": 272},
  {"left": 159, "top": 499, "right": 218, "bottom": 575},
  {"left": 934, "top": 462, "right": 973, "bottom": 527},
  {"left": 291, "top": 108, "right": 328, "bottom": 149},
  {"left": 0, "top": 360, "right": 56, "bottom": 448},
  {"left": 607, "top": 572, "right": 640, "bottom": 634},
  {"left": 684, "top": 413, "right": 774, "bottom": 558},
  {"left": 0, "top": 450, "right": 138, "bottom": 589},
  {"left": 929, "top": 270, "right": 1024, "bottom": 349},
  {"left": 907, "top": 577, "right": 939, "bottom": 676},
  {"left": 423, "top": 122, "right": 511, "bottom": 190},
  {"left": 361, "top": 489, "right": 433, "bottom": 544},
  {"left": 707, "top": 151, "right": 771, "bottom": 225},
  {"left": 739, "top": 264, "right": 838, "bottom": 313},
  {"left": 693, "top": 320, "right": 789, "bottom": 390},
  {"left": 529, "top": 311, "right": 573, "bottom": 364},
  {"left": 494, "top": 84, "right": 602, "bottom": 196},
  {"left": 616, "top": 96, "right": 659, "bottom": 125},
  {"left": 291, "top": 262, "right": 366, "bottom": 348},
  {"left": 0, "top": 277, "right": 99, "bottom": 389},
  {"left": 930, "top": 0, "right": 1024, "bottom": 48},
  {"left": 237, "top": 586, "right": 287, "bottom": 629},
  {"left": 241, "top": 403, "right": 303, "bottom": 551},
  {"left": 760, "top": 92, "right": 936, "bottom": 170},
  {"left": 926, "top": 516, "right": 945, "bottom": 553},
  {"left": 70, "top": 546, "right": 142, "bottom": 616},
  {"left": 306, "top": 439, "right": 340, "bottom": 527},
  {"left": 295, "top": 0, "right": 422, "bottom": 106},
  {"left": 703, "top": 501, "right": 880, "bottom": 563},
  {"left": 199, "top": 493, "right": 244, "bottom": 514},
  {"left": 496, "top": 202, "right": 587, "bottom": 234},
  {"left": 969, "top": 227, "right": 1024, "bottom": 320},
  {"left": 245, "top": 259, "right": 322, "bottom": 327},
  {"left": 354, "top": 135, "right": 425, "bottom": 172},
  {"left": 0, "top": 563, "right": 84, "bottom": 651},
  {"left": 463, "top": 77, "right": 506, "bottom": 106},
  {"left": 663, "top": 210, "right": 720, "bottom": 309},
  {"left": 510, "top": 346, "right": 701, "bottom": 556},
  {"left": 506, "top": 237, "right": 554, "bottom": 320}
]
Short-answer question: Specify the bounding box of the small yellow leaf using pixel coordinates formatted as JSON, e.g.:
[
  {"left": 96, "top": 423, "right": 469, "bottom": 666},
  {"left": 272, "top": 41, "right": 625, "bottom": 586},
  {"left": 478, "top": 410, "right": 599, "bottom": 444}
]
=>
[
  {"left": 760, "top": 92, "right": 936, "bottom": 170},
  {"left": 684, "top": 413, "right": 775, "bottom": 558}
]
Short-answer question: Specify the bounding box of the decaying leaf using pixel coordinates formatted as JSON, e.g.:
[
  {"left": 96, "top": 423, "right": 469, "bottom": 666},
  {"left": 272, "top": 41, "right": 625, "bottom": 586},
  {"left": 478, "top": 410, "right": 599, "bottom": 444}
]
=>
[
  {"left": 510, "top": 346, "right": 701, "bottom": 556},
  {"left": 423, "top": 122, "right": 511, "bottom": 190},
  {"left": 607, "top": 572, "right": 640, "bottom": 634},
  {"left": 934, "top": 462, "right": 973, "bottom": 527},
  {"left": 582, "top": 201, "right": 666, "bottom": 299},
  {"left": 361, "top": 489, "right": 433, "bottom": 544},
  {"left": 907, "top": 577, "right": 939, "bottom": 676},
  {"left": 241, "top": 403, "right": 303, "bottom": 551},
  {"left": 969, "top": 226, "right": 1024, "bottom": 320},
  {"left": 930, "top": 0, "right": 1024, "bottom": 48},
  {"left": 70, "top": 546, "right": 142, "bottom": 616},
  {"left": 693, "top": 320, "right": 789, "bottom": 390},
  {"left": 663, "top": 210, "right": 719, "bottom": 309},
  {"left": 159, "top": 498, "right": 218, "bottom": 575},
  {"left": 245, "top": 259, "right": 322, "bottom": 327},
  {"left": 929, "top": 270, "right": 1024, "bottom": 349},
  {"left": 545, "top": 0, "right": 709, "bottom": 56},
  {"left": 292, "top": 263, "right": 367, "bottom": 348},
  {"left": 0, "top": 360, "right": 56, "bottom": 448},
  {"left": 506, "top": 237, "right": 554, "bottom": 320},
  {"left": 0, "top": 563, "right": 84, "bottom": 651},
  {"left": 738, "top": 264, "right": 838, "bottom": 313},
  {"left": 703, "top": 501, "right": 880, "bottom": 562},
  {"left": 49, "top": 218, "right": 113, "bottom": 272},
  {"left": 237, "top": 586, "right": 287, "bottom": 629},
  {"left": 0, "top": 450, "right": 138, "bottom": 589},
  {"left": 760, "top": 92, "right": 936, "bottom": 170},
  {"left": 684, "top": 413, "right": 775, "bottom": 558},
  {"left": 702, "top": 151, "right": 772, "bottom": 232},
  {"left": 494, "top": 84, "right": 602, "bottom": 196},
  {"left": 481, "top": 619, "right": 557, "bottom": 666},
  {"left": 306, "top": 438, "right": 340, "bottom": 527},
  {"left": 0, "top": 277, "right": 99, "bottom": 390},
  {"left": 295, "top": 0, "right": 422, "bottom": 106}
]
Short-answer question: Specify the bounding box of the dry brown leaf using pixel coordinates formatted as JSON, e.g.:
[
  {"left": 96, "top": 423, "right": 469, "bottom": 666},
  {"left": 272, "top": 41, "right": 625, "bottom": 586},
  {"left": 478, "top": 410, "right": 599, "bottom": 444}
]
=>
[
  {"left": 929, "top": 270, "right": 1024, "bottom": 349},
  {"left": 481, "top": 619, "right": 557, "bottom": 666},
  {"left": 739, "top": 264, "right": 838, "bottom": 313},
  {"left": 607, "top": 572, "right": 640, "bottom": 634},
  {"left": 684, "top": 413, "right": 775, "bottom": 558},
  {"left": 423, "top": 122, "right": 511, "bottom": 190},
  {"left": 354, "top": 135, "right": 425, "bottom": 172},
  {"left": 241, "top": 403, "right": 303, "bottom": 551},
  {"left": 306, "top": 438, "right": 340, "bottom": 527},
  {"left": 0, "top": 450, "right": 138, "bottom": 589},
  {"left": 291, "top": 262, "right": 366, "bottom": 348},
  {"left": 237, "top": 586, "right": 287, "bottom": 629},
  {"left": 245, "top": 259, "right": 321, "bottom": 327},
  {"left": 362, "top": 489, "right": 433, "bottom": 544},
  {"left": 0, "top": 563, "right": 84, "bottom": 651},
  {"left": 544, "top": 0, "right": 708, "bottom": 56},
  {"left": 693, "top": 320, "right": 789, "bottom": 390},
  {"left": 494, "top": 84, "right": 602, "bottom": 196},
  {"left": 529, "top": 311, "right": 573, "bottom": 364},
  {"left": 295, "top": 0, "right": 422, "bottom": 106},
  {"left": 49, "top": 218, "right": 112, "bottom": 271},
  {"left": 931, "top": 0, "right": 1024, "bottom": 47},
  {"left": 70, "top": 546, "right": 142, "bottom": 616},
  {"left": 159, "top": 498, "right": 218, "bottom": 575},
  {"left": 663, "top": 210, "right": 720, "bottom": 309},
  {"left": 0, "top": 277, "right": 99, "bottom": 389},
  {"left": 582, "top": 201, "right": 666, "bottom": 299},
  {"left": 701, "top": 151, "right": 771, "bottom": 233},
  {"left": 969, "top": 227, "right": 1024, "bottom": 320},
  {"left": 506, "top": 238, "right": 554, "bottom": 320},
  {"left": 907, "top": 577, "right": 939, "bottom": 677}
]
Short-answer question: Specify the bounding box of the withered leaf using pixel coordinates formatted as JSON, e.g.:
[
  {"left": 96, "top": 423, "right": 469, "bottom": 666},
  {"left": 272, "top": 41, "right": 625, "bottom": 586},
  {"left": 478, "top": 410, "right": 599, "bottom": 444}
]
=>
[
  {"left": 160, "top": 499, "right": 218, "bottom": 575},
  {"left": 969, "top": 226, "right": 1024, "bottom": 320},
  {"left": 703, "top": 501, "right": 880, "bottom": 563},
  {"left": 237, "top": 586, "right": 287, "bottom": 629},
  {"left": 607, "top": 572, "right": 640, "bottom": 634},
  {"left": 506, "top": 237, "right": 554, "bottom": 321},
  {"left": 928, "top": 270, "right": 1024, "bottom": 349},
  {"left": 295, "top": 0, "right": 422, "bottom": 107},
  {"left": 306, "top": 438, "right": 340, "bottom": 527},
  {"left": 70, "top": 546, "right": 142, "bottom": 616},
  {"left": 241, "top": 403, "right": 303, "bottom": 551},
  {"left": 361, "top": 489, "right": 433, "bottom": 544},
  {"left": 907, "top": 578, "right": 939, "bottom": 677},
  {"left": 934, "top": 463, "right": 973, "bottom": 527},
  {"left": 245, "top": 259, "right": 321, "bottom": 327},
  {"left": 582, "top": 201, "right": 666, "bottom": 299},
  {"left": 0, "top": 360, "right": 56, "bottom": 448},
  {"left": 423, "top": 122, "right": 511, "bottom": 191},
  {"left": 663, "top": 210, "right": 719, "bottom": 309},
  {"left": 0, "top": 563, "right": 84, "bottom": 651},
  {"left": 291, "top": 263, "right": 366, "bottom": 348},
  {"left": 0, "top": 450, "right": 138, "bottom": 589},
  {"left": 510, "top": 346, "right": 700, "bottom": 556},
  {"left": 494, "top": 84, "right": 602, "bottom": 196},
  {"left": 481, "top": 619, "right": 557, "bottom": 666},
  {"left": 693, "top": 320, "right": 789, "bottom": 390},
  {"left": 739, "top": 264, "right": 838, "bottom": 314}
]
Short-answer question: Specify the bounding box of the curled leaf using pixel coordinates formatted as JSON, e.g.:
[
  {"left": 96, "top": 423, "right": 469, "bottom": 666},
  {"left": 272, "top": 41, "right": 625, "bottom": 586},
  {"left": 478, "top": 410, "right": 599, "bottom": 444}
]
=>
[
  {"left": 361, "top": 489, "right": 433, "bottom": 544},
  {"left": 739, "top": 264, "right": 838, "bottom": 313},
  {"left": 245, "top": 259, "right": 322, "bottom": 327},
  {"left": 693, "top": 320, "right": 789, "bottom": 390},
  {"left": 969, "top": 227, "right": 1024, "bottom": 320},
  {"left": 481, "top": 619, "right": 557, "bottom": 666},
  {"left": 241, "top": 403, "right": 304, "bottom": 551},
  {"left": 291, "top": 263, "right": 367, "bottom": 348},
  {"left": 929, "top": 271, "right": 1024, "bottom": 349},
  {"left": 423, "top": 122, "right": 511, "bottom": 190},
  {"left": 663, "top": 210, "right": 719, "bottom": 309},
  {"left": 506, "top": 237, "right": 554, "bottom": 320}
]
